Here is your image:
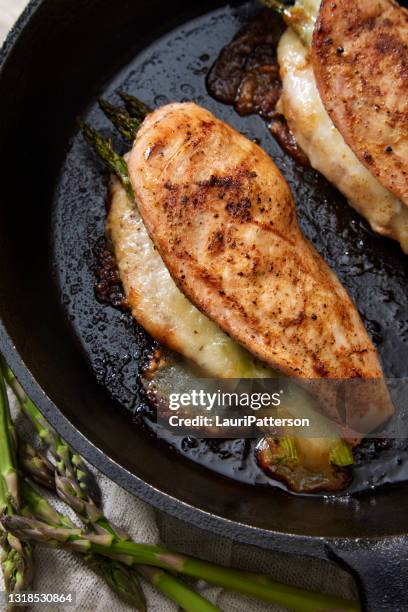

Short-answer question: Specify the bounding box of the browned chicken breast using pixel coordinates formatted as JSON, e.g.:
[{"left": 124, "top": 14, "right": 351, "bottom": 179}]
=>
[
  {"left": 127, "top": 101, "right": 393, "bottom": 432},
  {"left": 312, "top": 0, "right": 408, "bottom": 207}
]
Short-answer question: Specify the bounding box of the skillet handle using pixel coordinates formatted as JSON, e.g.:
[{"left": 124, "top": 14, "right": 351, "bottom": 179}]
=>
[{"left": 326, "top": 537, "right": 408, "bottom": 612}]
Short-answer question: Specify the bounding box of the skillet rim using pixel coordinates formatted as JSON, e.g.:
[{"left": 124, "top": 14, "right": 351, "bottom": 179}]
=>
[{"left": 0, "top": 0, "right": 407, "bottom": 559}]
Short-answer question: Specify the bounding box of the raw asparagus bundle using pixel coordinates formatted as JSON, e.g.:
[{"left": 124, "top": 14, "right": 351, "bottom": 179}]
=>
[
  {"left": 23, "top": 479, "right": 216, "bottom": 611},
  {"left": 20, "top": 448, "right": 220, "bottom": 612},
  {"left": 4, "top": 365, "right": 220, "bottom": 612},
  {"left": 21, "top": 478, "right": 218, "bottom": 612}
]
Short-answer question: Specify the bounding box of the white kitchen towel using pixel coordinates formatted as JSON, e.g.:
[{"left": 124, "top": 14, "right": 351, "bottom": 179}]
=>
[{"left": 0, "top": 2, "right": 357, "bottom": 610}]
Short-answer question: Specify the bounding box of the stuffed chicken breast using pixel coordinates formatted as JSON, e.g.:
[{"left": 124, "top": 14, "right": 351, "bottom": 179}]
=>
[
  {"left": 127, "top": 102, "right": 393, "bottom": 432},
  {"left": 275, "top": 0, "right": 408, "bottom": 252}
]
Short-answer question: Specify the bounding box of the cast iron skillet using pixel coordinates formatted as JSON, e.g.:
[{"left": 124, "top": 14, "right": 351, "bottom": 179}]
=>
[{"left": 1, "top": 1, "right": 408, "bottom": 610}]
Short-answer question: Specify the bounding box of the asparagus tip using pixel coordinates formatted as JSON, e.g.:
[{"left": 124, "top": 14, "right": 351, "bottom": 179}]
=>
[{"left": 97, "top": 99, "right": 141, "bottom": 141}]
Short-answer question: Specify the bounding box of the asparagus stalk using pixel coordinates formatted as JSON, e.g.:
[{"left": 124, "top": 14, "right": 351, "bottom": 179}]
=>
[
  {"left": 99, "top": 99, "right": 141, "bottom": 141},
  {"left": 1, "top": 513, "right": 359, "bottom": 612},
  {"left": 20, "top": 480, "right": 147, "bottom": 611},
  {"left": 262, "top": 0, "right": 294, "bottom": 19},
  {"left": 19, "top": 441, "right": 55, "bottom": 491},
  {"left": 0, "top": 360, "right": 33, "bottom": 595},
  {"left": 80, "top": 122, "right": 134, "bottom": 200},
  {"left": 0, "top": 478, "right": 33, "bottom": 596},
  {"left": 20, "top": 480, "right": 74, "bottom": 529},
  {"left": 85, "top": 555, "right": 149, "bottom": 610},
  {"left": 330, "top": 441, "right": 354, "bottom": 467},
  {"left": 137, "top": 565, "right": 220, "bottom": 612},
  {"left": 117, "top": 91, "right": 152, "bottom": 121},
  {"left": 0, "top": 368, "right": 19, "bottom": 510}
]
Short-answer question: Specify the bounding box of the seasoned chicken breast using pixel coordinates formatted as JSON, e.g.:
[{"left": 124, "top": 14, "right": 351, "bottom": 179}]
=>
[
  {"left": 278, "top": 28, "right": 408, "bottom": 253},
  {"left": 312, "top": 0, "right": 408, "bottom": 207},
  {"left": 127, "top": 102, "right": 393, "bottom": 432}
]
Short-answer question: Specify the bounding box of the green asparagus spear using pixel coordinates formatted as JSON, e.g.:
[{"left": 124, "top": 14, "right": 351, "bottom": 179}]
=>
[
  {"left": 0, "top": 369, "right": 18, "bottom": 511},
  {"left": 137, "top": 565, "right": 220, "bottom": 612},
  {"left": 80, "top": 122, "right": 134, "bottom": 201},
  {"left": 86, "top": 554, "right": 149, "bottom": 610},
  {"left": 0, "top": 360, "right": 33, "bottom": 596},
  {"left": 0, "top": 473, "right": 32, "bottom": 596},
  {"left": 117, "top": 91, "right": 152, "bottom": 120},
  {"left": 20, "top": 479, "right": 74, "bottom": 529},
  {"left": 21, "top": 480, "right": 147, "bottom": 610},
  {"left": 2, "top": 513, "right": 360, "bottom": 612},
  {"left": 99, "top": 99, "right": 141, "bottom": 141},
  {"left": 19, "top": 441, "right": 55, "bottom": 491},
  {"left": 262, "top": 0, "right": 293, "bottom": 18}
]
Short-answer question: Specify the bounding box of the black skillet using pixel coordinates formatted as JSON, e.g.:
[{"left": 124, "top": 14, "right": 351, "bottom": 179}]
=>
[{"left": 0, "top": 0, "right": 408, "bottom": 610}]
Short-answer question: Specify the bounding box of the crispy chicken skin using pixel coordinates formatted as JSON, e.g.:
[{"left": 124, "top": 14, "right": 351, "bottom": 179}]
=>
[
  {"left": 128, "top": 103, "right": 389, "bottom": 393},
  {"left": 312, "top": 0, "right": 408, "bottom": 207}
]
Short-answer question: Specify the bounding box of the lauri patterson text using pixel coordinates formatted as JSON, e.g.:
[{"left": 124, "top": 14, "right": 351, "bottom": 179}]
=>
[{"left": 167, "top": 415, "right": 310, "bottom": 428}]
